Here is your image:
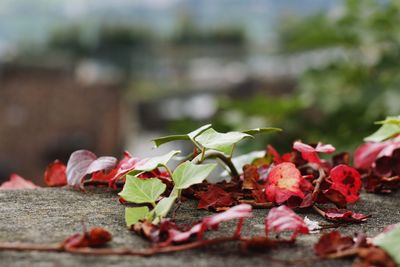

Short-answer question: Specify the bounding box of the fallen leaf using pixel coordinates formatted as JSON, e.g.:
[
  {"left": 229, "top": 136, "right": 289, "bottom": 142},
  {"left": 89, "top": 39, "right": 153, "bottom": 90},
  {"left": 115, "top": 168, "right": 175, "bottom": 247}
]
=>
[
  {"left": 328, "top": 165, "right": 362, "bottom": 204},
  {"left": 242, "top": 164, "right": 260, "bottom": 190},
  {"left": 314, "top": 231, "right": 354, "bottom": 257},
  {"left": 195, "top": 184, "right": 234, "bottom": 210},
  {"left": 265, "top": 205, "right": 309, "bottom": 240},
  {"left": 167, "top": 204, "right": 252, "bottom": 243},
  {"left": 265, "top": 162, "right": 304, "bottom": 204},
  {"left": 44, "top": 160, "right": 67, "bottom": 187},
  {"left": 66, "top": 150, "right": 117, "bottom": 187},
  {"left": 323, "top": 208, "right": 369, "bottom": 222},
  {"left": 62, "top": 227, "right": 112, "bottom": 249},
  {"left": 293, "top": 141, "right": 335, "bottom": 164},
  {"left": 0, "top": 174, "right": 38, "bottom": 189}
]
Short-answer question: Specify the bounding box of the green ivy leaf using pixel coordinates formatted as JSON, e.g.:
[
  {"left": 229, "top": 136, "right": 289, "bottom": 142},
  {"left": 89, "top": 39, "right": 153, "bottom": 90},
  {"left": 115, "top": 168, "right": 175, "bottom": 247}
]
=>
[
  {"left": 125, "top": 206, "right": 150, "bottom": 227},
  {"left": 172, "top": 161, "right": 217, "bottom": 189},
  {"left": 187, "top": 124, "right": 212, "bottom": 139},
  {"left": 242, "top": 127, "right": 282, "bottom": 135},
  {"left": 364, "top": 123, "right": 400, "bottom": 142},
  {"left": 152, "top": 124, "right": 212, "bottom": 147},
  {"left": 118, "top": 176, "right": 166, "bottom": 204},
  {"left": 195, "top": 128, "right": 252, "bottom": 156},
  {"left": 129, "top": 150, "right": 180, "bottom": 175},
  {"left": 373, "top": 224, "right": 400, "bottom": 265},
  {"left": 154, "top": 196, "right": 177, "bottom": 218},
  {"left": 376, "top": 115, "right": 400, "bottom": 125}
]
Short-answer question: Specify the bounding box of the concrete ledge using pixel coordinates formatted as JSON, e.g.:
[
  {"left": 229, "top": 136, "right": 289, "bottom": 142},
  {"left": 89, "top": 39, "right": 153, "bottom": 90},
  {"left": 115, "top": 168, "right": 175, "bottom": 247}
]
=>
[{"left": 0, "top": 188, "right": 399, "bottom": 267}]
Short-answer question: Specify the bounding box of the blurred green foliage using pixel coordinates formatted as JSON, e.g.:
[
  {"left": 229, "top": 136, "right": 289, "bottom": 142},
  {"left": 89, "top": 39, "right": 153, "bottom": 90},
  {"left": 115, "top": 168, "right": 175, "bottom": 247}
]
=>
[{"left": 215, "top": 0, "right": 400, "bottom": 153}]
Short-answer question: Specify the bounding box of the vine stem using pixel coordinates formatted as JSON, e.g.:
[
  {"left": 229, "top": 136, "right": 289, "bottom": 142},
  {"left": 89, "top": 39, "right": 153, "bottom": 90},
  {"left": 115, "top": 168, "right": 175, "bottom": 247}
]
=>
[
  {"left": 192, "top": 150, "right": 239, "bottom": 178},
  {"left": 0, "top": 236, "right": 239, "bottom": 257},
  {"left": 311, "top": 168, "right": 326, "bottom": 201}
]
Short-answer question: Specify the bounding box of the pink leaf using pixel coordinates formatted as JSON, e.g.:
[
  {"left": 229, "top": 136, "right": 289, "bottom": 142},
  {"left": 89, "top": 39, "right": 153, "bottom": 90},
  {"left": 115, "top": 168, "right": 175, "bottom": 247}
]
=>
[
  {"left": 66, "top": 150, "right": 117, "bottom": 187},
  {"left": 203, "top": 204, "right": 252, "bottom": 228},
  {"left": 168, "top": 223, "right": 203, "bottom": 243},
  {"left": 354, "top": 142, "right": 387, "bottom": 169},
  {"left": 293, "top": 141, "right": 335, "bottom": 164},
  {"left": 1, "top": 174, "right": 39, "bottom": 189},
  {"left": 265, "top": 205, "right": 309, "bottom": 240}
]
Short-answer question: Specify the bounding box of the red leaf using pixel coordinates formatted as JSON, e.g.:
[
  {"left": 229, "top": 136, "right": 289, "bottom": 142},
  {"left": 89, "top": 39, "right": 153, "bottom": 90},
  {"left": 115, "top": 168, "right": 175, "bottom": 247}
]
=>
[
  {"left": 293, "top": 141, "right": 335, "bottom": 164},
  {"left": 323, "top": 208, "right": 369, "bottom": 222},
  {"left": 266, "top": 145, "right": 284, "bottom": 163},
  {"left": 354, "top": 142, "right": 387, "bottom": 169},
  {"left": 265, "top": 162, "right": 304, "bottom": 204},
  {"left": 314, "top": 231, "right": 354, "bottom": 257},
  {"left": 322, "top": 188, "right": 347, "bottom": 208},
  {"left": 0, "top": 174, "right": 39, "bottom": 189},
  {"left": 196, "top": 184, "right": 234, "bottom": 210},
  {"left": 329, "top": 165, "right": 361, "bottom": 204},
  {"left": 66, "top": 150, "right": 117, "bottom": 187},
  {"left": 62, "top": 227, "right": 112, "bottom": 249},
  {"left": 265, "top": 205, "right": 309, "bottom": 240},
  {"left": 44, "top": 160, "right": 67, "bottom": 187}
]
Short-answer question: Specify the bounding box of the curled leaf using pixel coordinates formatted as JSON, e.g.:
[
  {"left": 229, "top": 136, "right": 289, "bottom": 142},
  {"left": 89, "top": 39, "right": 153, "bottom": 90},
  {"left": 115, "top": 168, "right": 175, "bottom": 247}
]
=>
[
  {"left": 329, "top": 165, "right": 362, "bottom": 204},
  {"left": 152, "top": 124, "right": 212, "bottom": 147},
  {"left": 167, "top": 204, "right": 252, "bottom": 243},
  {"left": 265, "top": 205, "right": 309, "bottom": 240},
  {"left": 66, "top": 150, "right": 117, "bottom": 187},
  {"left": 354, "top": 142, "right": 387, "bottom": 169},
  {"left": 44, "top": 160, "right": 67, "bottom": 187},
  {"left": 293, "top": 141, "right": 335, "bottom": 164}
]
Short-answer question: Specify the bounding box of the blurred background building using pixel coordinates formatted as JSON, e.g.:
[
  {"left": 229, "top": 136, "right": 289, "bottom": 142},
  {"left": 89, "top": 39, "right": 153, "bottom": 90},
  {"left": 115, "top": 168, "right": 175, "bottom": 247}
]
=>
[{"left": 1, "top": 0, "right": 400, "bottom": 184}]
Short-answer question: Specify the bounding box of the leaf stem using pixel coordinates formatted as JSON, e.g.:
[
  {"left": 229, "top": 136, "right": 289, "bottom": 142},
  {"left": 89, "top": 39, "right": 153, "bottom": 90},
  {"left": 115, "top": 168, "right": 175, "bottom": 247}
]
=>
[{"left": 192, "top": 150, "right": 239, "bottom": 178}]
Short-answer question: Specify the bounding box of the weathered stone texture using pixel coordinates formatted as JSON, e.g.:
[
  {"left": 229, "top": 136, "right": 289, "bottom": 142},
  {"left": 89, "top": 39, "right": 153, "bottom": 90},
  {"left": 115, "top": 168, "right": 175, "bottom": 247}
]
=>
[{"left": 1, "top": 188, "right": 399, "bottom": 267}]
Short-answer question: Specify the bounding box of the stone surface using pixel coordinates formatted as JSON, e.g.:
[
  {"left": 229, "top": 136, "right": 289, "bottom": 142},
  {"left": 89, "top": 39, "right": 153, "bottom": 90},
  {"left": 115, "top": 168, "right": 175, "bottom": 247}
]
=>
[{"left": 0, "top": 188, "right": 399, "bottom": 267}]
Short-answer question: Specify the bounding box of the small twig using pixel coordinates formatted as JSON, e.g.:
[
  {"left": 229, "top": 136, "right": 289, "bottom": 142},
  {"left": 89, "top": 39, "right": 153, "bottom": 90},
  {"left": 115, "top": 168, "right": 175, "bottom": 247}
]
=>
[
  {"left": 238, "top": 200, "right": 274, "bottom": 209},
  {"left": 311, "top": 168, "right": 326, "bottom": 201},
  {"left": 312, "top": 205, "right": 326, "bottom": 218}
]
